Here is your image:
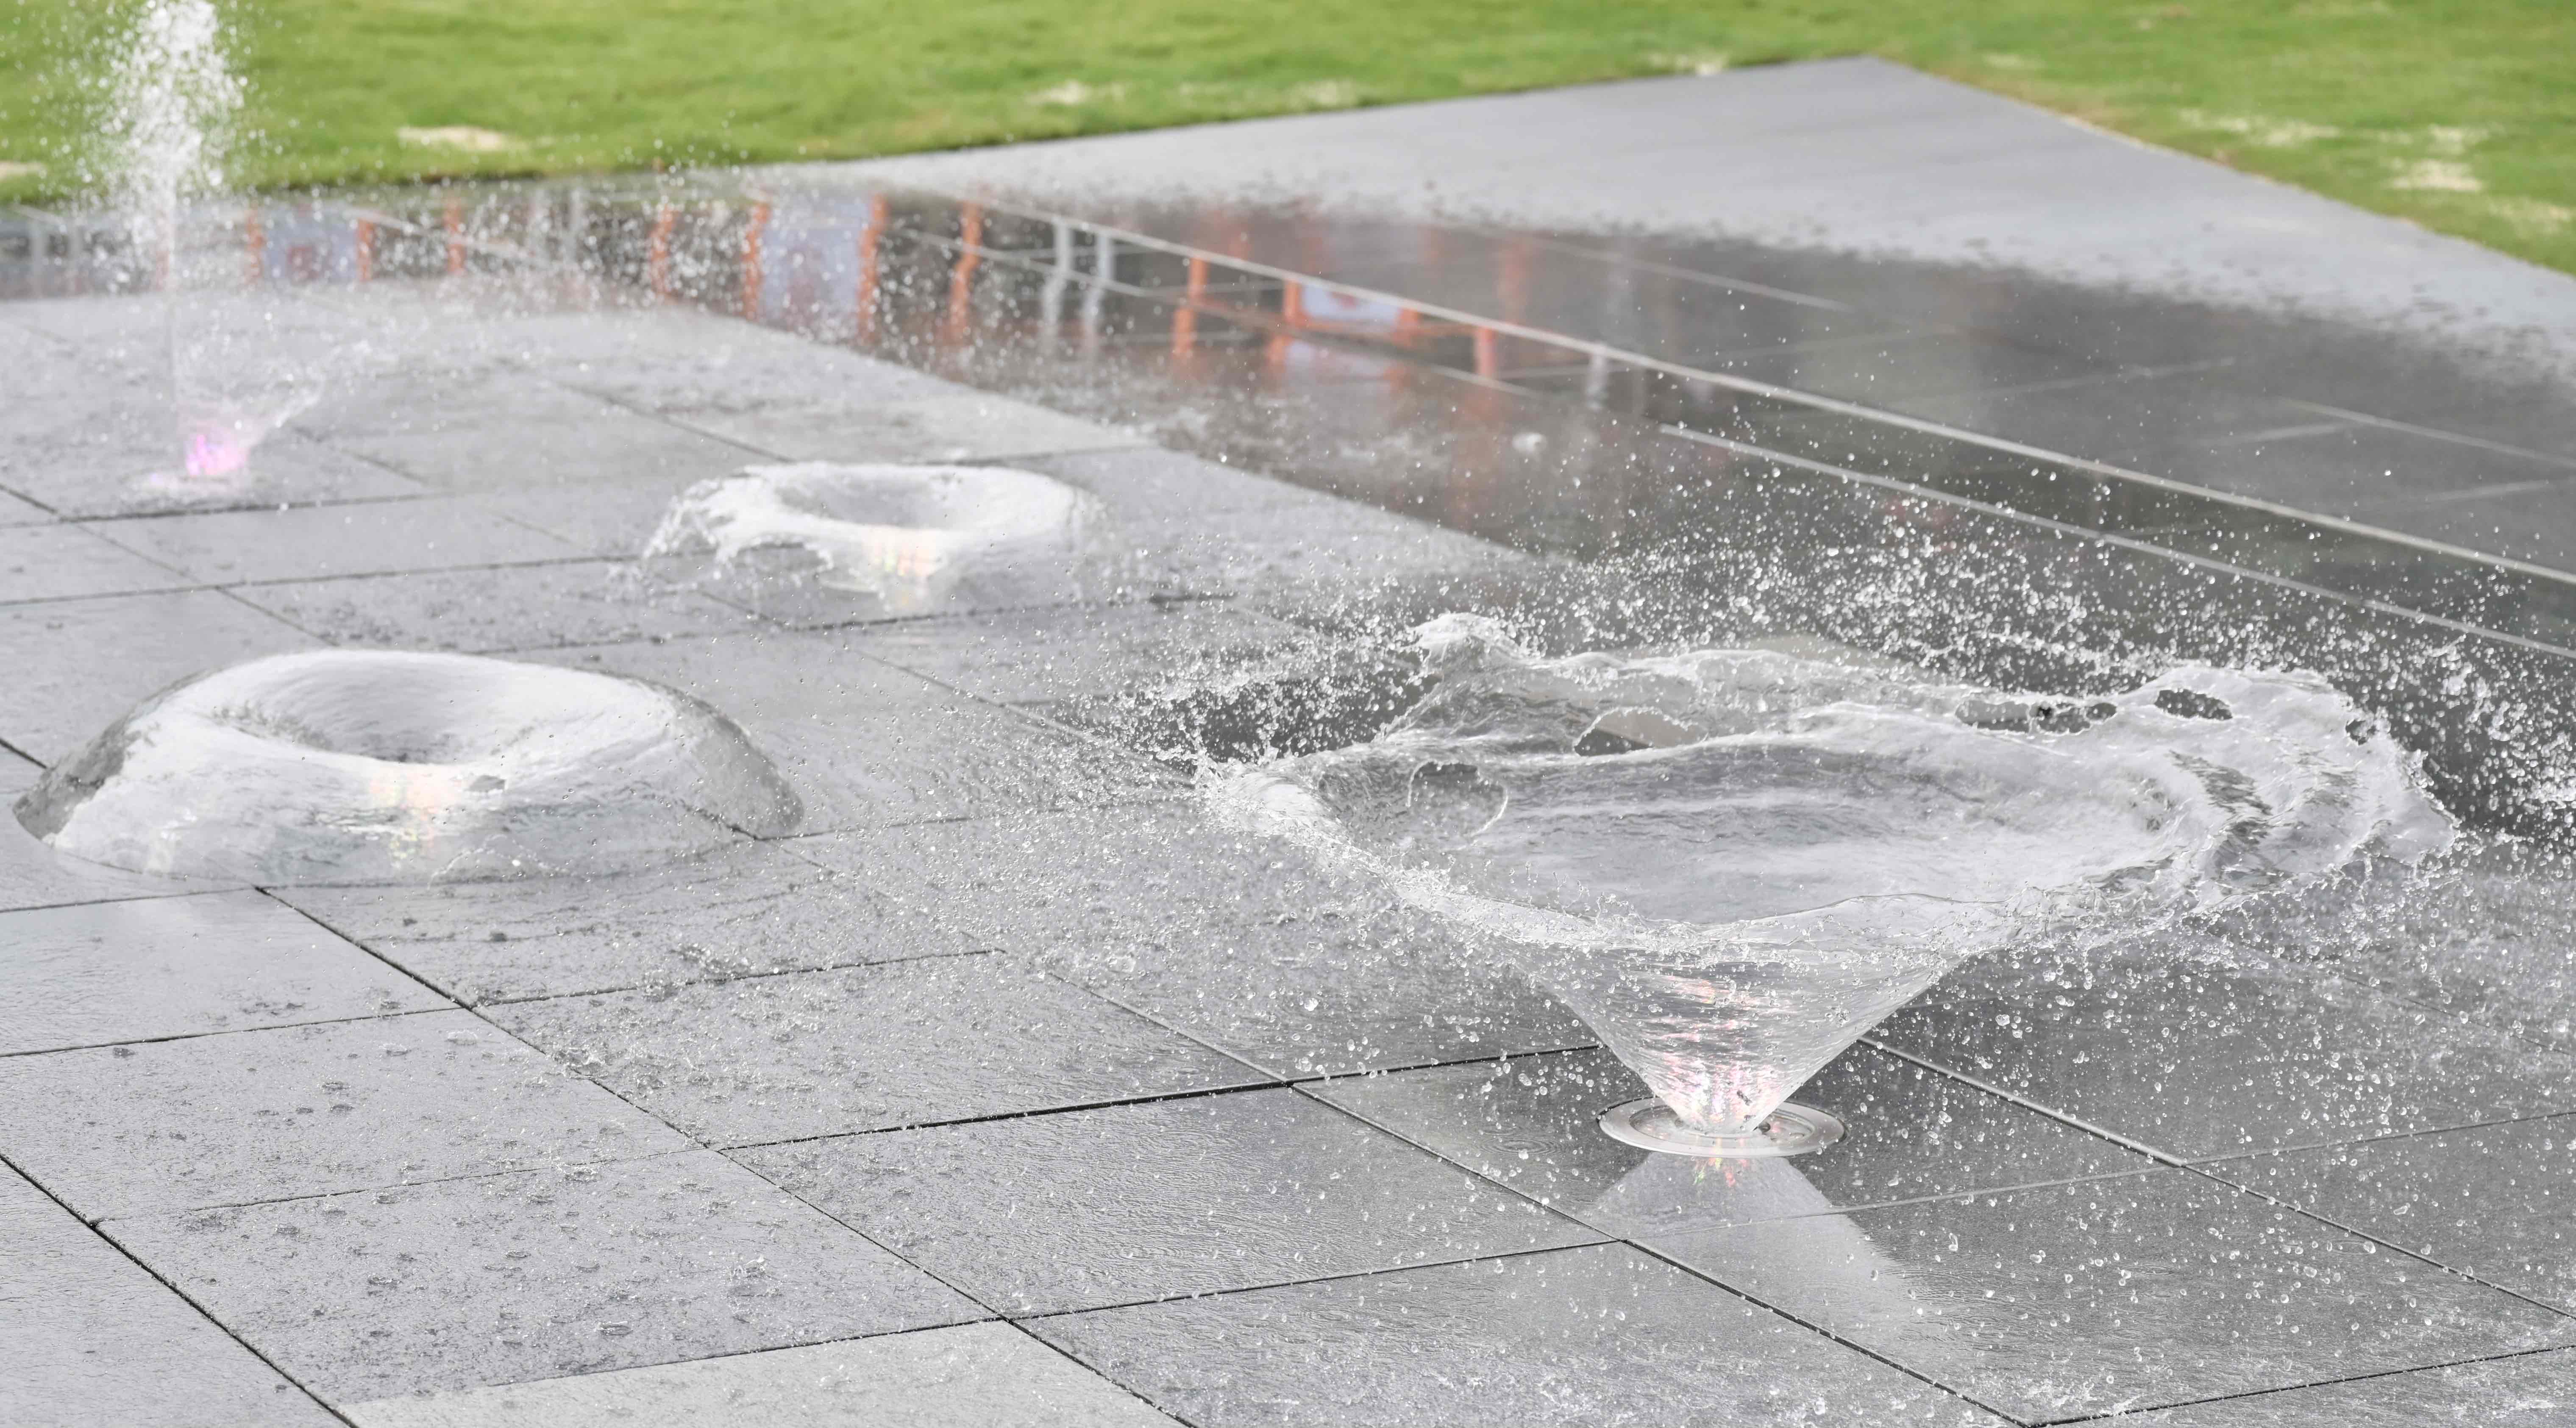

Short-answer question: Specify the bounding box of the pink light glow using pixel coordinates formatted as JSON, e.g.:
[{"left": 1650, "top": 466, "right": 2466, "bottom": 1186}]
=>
[{"left": 183, "top": 422, "right": 251, "bottom": 478}]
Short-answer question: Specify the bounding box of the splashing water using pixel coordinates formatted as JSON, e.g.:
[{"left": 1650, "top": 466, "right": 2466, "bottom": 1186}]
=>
[
  {"left": 100, "top": 1, "right": 323, "bottom": 490},
  {"left": 643, "top": 463, "right": 1108, "bottom": 618},
  {"left": 14, "top": 651, "right": 801, "bottom": 885},
  {"left": 1211, "top": 615, "right": 2454, "bottom": 1137}
]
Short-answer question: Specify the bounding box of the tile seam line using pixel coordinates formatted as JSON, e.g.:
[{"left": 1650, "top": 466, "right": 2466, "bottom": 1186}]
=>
[
  {"left": 88, "top": 1144, "right": 705, "bottom": 1228},
  {"left": 1666, "top": 426, "right": 2576, "bottom": 662},
  {"left": 718, "top": 1077, "right": 1290, "bottom": 1155},
  {"left": 2035, "top": 1342, "right": 2576, "bottom": 1425},
  {"left": 1858, "top": 1037, "right": 2184, "bottom": 1165},
  {"left": 935, "top": 187, "right": 2576, "bottom": 599},
  {"left": 1291, "top": 1077, "right": 2166, "bottom": 1236},
  {"left": 1004, "top": 1238, "right": 1617, "bottom": 1324},
  {"left": 2280, "top": 398, "right": 2576, "bottom": 475},
  {"left": 1295, "top": 1088, "right": 2029, "bottom": 1422},
  {"left": 0, "top": 551, "right": 620, "bottom": 611},
  {"left": 2175, "top": 1158, "right": 2576, "bottom": 1324},
  {"left": 468, "top": 943, "right": 996, "bottom": 1008},
  {"left": 0, "top": 1144, "right": 360, "bottom": 1426}
]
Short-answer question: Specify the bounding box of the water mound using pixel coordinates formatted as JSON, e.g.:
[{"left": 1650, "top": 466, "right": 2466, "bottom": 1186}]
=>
[
  {"left": 1211, "top": 615, "right": 2454, "bottom": 1141},
  {"left": 15, "top": 651, "right": 800, "bottom": 885},
  {"left": 643, "top": 463, "right": 1107, "bottom": 618}
]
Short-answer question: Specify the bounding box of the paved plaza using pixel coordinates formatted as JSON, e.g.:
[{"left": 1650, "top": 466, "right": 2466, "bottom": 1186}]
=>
[{"left": 9, "top": 62, "right": 2576, "bottom": 1428}]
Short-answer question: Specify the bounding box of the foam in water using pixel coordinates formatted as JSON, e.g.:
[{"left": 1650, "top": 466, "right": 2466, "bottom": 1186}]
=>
[
  {"left": 643, "top": 462, "right": 1108, "bottom": 618},
  {"left": 1211, "top": 615, "right": 2454, "bottom": 1137},
  {"left": 15, "top": 651, "right": 801, "bottom": 885}
]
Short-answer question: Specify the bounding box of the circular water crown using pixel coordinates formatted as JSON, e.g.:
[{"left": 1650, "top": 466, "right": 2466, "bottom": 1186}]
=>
[
  {"left": 642, "top": 462, "right": 1107, "bottom": 618},
  {"left": 14, "top": 651, "right": 800, "bottom": 885},
  {"left": 1209, "top": 614, "right": 2455, "bottom": 1142}
]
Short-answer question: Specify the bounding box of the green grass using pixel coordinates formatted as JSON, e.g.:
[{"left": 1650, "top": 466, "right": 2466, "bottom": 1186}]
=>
[{"left": 4, "top": 0, "right": 2572, "bottom": 273}]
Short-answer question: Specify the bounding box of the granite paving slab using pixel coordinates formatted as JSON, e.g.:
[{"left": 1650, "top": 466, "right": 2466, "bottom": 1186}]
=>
[
  {"left": 81, "top": 495, "right": 578, "bottom": 584},
  {"left": 6, "top": 427, "right": 431, "bottom": 520},
  {"left": 316, "top": 378, "right": 760, "bottom": 494},
  {"left": 0, "top": 588, "right": 318, "bottom": 764},
  {"left": 1023, "top": 445, "right": 1364, "bottom": 519},
  {"left": 737, "top": 1086, "right": 1602, "bottom": 1315},
  {"left": 230, "top": 559, "right": 752, "bottom": 652},
  {"left": 490, "top": 953, "right": 1266, "bottom": 1147},
  {"left": 0, "top": 758, "right": 242, "bottom": 911},
  {"left": 0, "top": 890, "right": 449, "bottom": 1056},
  {"left": 0, "top": 1009, "right": 690, "bottom": 1219},
  {"left": 277, "top": 839, "right": 974, "bottom": 1005},
  {"left": 846, "top": 600, "right": 1309, "bottom": 707},
  {"left": 479, "top": 475, "right": 712, "bottom": 557},
  {"left": 797, "top": 804, "right": 1598, "bottom": 1078},
  {"left": 339, "top": 1322, "right": 1177, "bottom": 1427},
  {"left": 478, "top": 306, "right": 964, "bottom": 414},
  {"left": 106, "top": 1149, "right": 985, "bottom": 1403},
  {"left": 1310, "top": 1044, "right": 2150, "bottom": 1239},
  {"left": 665, "top": 390, "right": 1146, "bottom": 466},
  {"left": 1028, "top": 1242, "right": 2009, "bottom": 1426},
  {"left": 0, "top": 1164, "right": 341, "bottom": 1428},
  {"left": 2210, "top": 1116, "right": 2576, "bottom": 1314},
  {"left": 2115, "top": 1347, "right": 2576, "bottom": 1425},
  {"left": 0, "top": 487, "right": 54, "bottom": 525},
  {"left": 538, "top": 629, "right": 1173, "bottom": 832},
  {"left": 0, "top": 522, "right": 192, "bottom": 603},
  {"left": 1869, "top": 950, "right": 2576, "bottom": 1162},
  {"left": 1654, "top": 1169, "right": 2576, "bottom": 1421}
]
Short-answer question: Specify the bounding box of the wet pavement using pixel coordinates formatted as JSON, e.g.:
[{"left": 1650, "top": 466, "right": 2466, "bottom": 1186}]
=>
[{"left": 10, "top": 64, "right": 2576, "bottom": 1428}]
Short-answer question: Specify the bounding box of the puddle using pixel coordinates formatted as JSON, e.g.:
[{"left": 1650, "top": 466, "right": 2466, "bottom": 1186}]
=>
[
  {"left": 643, "top": 462, "right": 1108, "bottom": 619},
  {"left": 15, "top": 650, "right": 799, "bottom": 884},
  {"left": 1212, "top": 615, "right": 2454, "bottom": 1136}
]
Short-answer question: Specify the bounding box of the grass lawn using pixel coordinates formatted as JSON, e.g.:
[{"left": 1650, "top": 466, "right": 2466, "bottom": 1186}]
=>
[{"left": 3, "top": 0, "right": 2571, "bottom": 274}]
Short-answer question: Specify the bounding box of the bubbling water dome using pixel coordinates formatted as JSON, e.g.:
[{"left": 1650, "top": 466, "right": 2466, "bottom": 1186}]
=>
[
  {"left": 643, "top": 463, "right": 1107, "bottom": 618},
  {"left": 15, "top": 651, "right": 801, "bottom": 885},
  {"left": 1213, "top": 615, "right": 2454, "bottom": 1155}
]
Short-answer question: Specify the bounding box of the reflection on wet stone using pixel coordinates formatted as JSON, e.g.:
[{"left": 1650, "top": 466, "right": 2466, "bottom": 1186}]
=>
[{"left": 15, "top": 85, "right": 2576, "bottom": 1420}]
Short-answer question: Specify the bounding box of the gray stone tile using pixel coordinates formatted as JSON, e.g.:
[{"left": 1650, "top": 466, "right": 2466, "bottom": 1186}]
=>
[
  {"left": 320, "top": 379, "right": 759, "bottom": 494},
  {"left": 80, "top": 496, "right": 577, "bottom": 584},
  {"left": 0, "top": 1009, "right": 690, "bottom": 1219},
  {"left": 108, "top": 1150, "right": 983, "bottom": 1403},
  {"left": 478, "top": 477, "right": 700, "bottom": 557},
  {"left": 1870, "top": 950, "right": 2576, "bottom": 1162},
  {"left": 797, "top": 804, "right": 1597, "bottom": 1078},
  {"left": 0, "top": 487, "right": 53, "bottom": 525},
  {"left": 488, "top": 953, "right": 1263, "bottom": 1147},
  {"left": 847, "top": 599, "right": 1310, "bottom": 706},
  {"left": 0, "top": 757, "right": 243, "bottom": 910},
  {"left": 1312, "top": 1044, "right": 2150, "bottom": 1239},
  {"left": 2117, "top": 1348, "right": 2576, "bottom": 1425},
  {"left": 0, "top": 589, "right": 318, "bottom": 763},
  {"left": 2364, "top": 479, "right": 2576, "bottom": 571},
  {"left": 1029, "top": 1242, "right": 2008, "bottom": 1426},
  {"left": 275, "top": 840, "right": 973, "bottom": 1005},
  {"left": 1106, "top": 492, "right": 1528, "bottom": 604},
  {"left": 1654, "top": 1169, "right": 2576, "bottom": 1421},
  {"left": 738, "top": 1087, "right": 1601, "bottom": 1314},
  {"left": 5, "top": 424, "right": 431, "bottom": 520},
  {"left": 0, "top": 890, "right": 450, "bottom": 1056},
  {"left": 2211, "top": 1116, "right": 2576, "bottom": 1314},
  {"left": 669, "top": 391, "right": 1146, "bottom": 465},
  {"left": 537, "top": 629, "right": 1171, "bottom": 833},
  {"left": 339, "top": 1322, "right": 1178, "bottom": 1428},
  {"left": 0, "top": 522, "right": 192, "bottom": 603},
  {"left": 231, "top": 559, "right": 753, "bottom": 652},
  {"left": 1023, "top": 445, "right": 1350, "bottom": 518},
  {"left": 484, "top": 306, "right": 965, "bottom": 414},
  {"left": 0, "top": 1163, "right": 341, "bottom": 1428}
]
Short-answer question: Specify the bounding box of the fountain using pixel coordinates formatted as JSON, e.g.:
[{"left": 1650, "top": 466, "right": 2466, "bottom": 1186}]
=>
[
  {"left": 1213, "top": 614, "right": 2455, "bottom": 1154},
  {"left": 642, "top": 462, "right": 1108, "bottom": 619},
  {"left": 13, "top": 651, "right": 800, "bottom": 884}
]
